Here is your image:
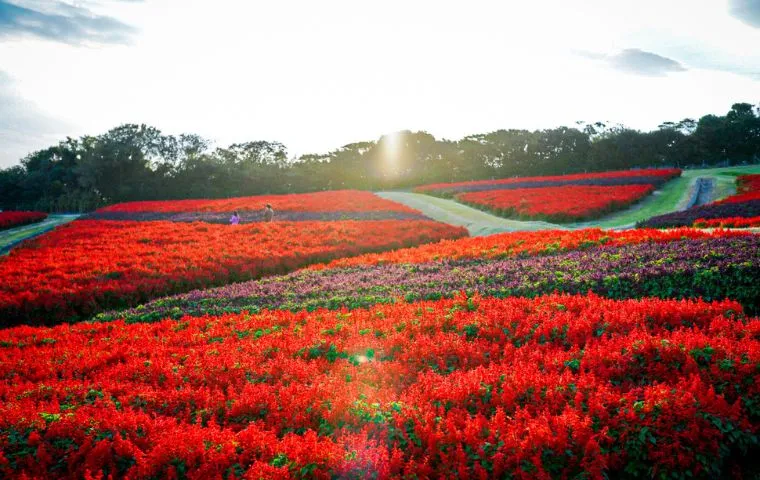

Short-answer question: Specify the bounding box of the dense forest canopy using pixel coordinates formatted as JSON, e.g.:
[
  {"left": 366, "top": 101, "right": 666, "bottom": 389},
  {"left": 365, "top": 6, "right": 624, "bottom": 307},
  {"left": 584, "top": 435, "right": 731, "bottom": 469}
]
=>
[{"left": 1, "top": 103, "right": 759, "bottom": 212}]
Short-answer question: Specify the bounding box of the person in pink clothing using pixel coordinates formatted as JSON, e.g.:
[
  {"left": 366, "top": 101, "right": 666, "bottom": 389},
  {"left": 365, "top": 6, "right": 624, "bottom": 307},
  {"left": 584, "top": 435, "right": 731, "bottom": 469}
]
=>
[{"left": 230, "top": 211, "right": 240, "bottom": 225}]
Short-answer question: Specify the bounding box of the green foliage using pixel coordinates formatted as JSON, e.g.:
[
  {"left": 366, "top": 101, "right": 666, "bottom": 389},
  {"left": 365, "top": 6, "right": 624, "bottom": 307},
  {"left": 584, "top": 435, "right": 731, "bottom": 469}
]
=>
[{"left": 1, "top": 103, "right": 758, "bottom": 212}]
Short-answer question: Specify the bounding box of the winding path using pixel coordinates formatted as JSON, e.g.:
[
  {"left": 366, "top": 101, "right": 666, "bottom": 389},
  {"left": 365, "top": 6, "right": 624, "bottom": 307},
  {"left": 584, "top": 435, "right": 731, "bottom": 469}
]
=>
[
  {"left": 380, "top": 165, "right": 760, "bottom": 235},
  {"left": 377, "top": 192, "right": 565, "bottom": 236}
]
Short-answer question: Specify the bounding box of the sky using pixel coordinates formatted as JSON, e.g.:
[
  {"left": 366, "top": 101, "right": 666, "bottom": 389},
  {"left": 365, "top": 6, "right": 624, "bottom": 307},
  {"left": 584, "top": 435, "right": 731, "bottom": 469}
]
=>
[{"left": 0, "top": 0, "right": 759, "bottom": 168}]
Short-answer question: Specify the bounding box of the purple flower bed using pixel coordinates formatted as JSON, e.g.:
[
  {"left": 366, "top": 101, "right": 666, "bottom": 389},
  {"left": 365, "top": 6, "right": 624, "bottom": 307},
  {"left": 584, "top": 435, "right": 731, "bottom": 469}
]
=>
[
  {"left": 98, "top": 235, "right": 760, "bottom": 323},
  {"left": 83, "top": 210, "right": 432, "bottom": 223},
  {"left": 638, "top": 199, "right": 760, "bottom": 228},
  {"left": 424, "top": 175, "right": 674, "bottom": 197}
]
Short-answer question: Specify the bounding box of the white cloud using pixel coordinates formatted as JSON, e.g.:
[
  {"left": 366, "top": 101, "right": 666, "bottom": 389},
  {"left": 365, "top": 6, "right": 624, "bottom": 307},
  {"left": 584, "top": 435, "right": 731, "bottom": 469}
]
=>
[{"left": 578, "top": 49, "right": 688, "bottom": 76}]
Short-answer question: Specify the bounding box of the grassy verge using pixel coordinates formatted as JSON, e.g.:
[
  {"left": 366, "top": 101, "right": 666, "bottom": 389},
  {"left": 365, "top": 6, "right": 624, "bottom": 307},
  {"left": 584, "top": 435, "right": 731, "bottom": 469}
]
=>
[
  {"left": 576, "top": 164, "right": 760, "bottom": 228},
  {"left": 570, "top": 177, "right": 692, "bottom": 229}
]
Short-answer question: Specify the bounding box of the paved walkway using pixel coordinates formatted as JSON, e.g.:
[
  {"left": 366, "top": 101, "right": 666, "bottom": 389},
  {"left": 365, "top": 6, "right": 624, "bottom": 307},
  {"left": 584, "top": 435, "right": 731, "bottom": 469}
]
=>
[
  {"left": 0, "top": 214, "right": 79, "bottom": 254},
  {"left": 377, "top": 192, "right": 565, "bottom": 236}
]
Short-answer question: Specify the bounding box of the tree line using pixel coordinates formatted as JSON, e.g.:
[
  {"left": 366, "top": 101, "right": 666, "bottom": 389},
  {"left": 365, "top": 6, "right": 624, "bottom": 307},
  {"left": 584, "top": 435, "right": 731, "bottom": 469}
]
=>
[{"left": 1, "top": 102, "right": 758, "bottom": 212}]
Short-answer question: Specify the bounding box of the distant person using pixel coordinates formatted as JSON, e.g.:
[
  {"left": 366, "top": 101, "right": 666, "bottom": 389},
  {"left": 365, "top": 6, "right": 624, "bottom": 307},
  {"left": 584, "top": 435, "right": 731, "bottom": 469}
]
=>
[
  {"left": 230, "top": 211, "right": 240, "bottom": 225},
  {"left": 263, "top": 204, "right": 274, "bottom": 222}
]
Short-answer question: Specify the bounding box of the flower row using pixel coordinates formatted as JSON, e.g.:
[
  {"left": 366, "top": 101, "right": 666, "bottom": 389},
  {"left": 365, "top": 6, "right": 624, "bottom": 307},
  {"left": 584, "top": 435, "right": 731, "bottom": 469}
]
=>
[
  {"left": 310, "top": 227, "right": 736, "bottom": 270},
  {"left": 639, "top": 200, "right": 760, "bottom": 228},
  {"left": 102, "top": 233, "right": 760, "bottom": 323},
  {"left": 1, "top": 293, "right": 756, "bottom": 479},
  {"left": 714, "top": 175, "right": 760, "bottom": 206},
  {"left": 97, "top": 190, "right": 419, "bottom": 214},
  {"left": 737, "top": 174, "right": 760, "bottom": 194},
  {"left": 0, "top": 211, "right": 47, "bottom": 231},
  {"left": 695, "top": 216, "right": 760, "bottom": 228},
  {"left": 455, "top": 184, "right": 654, "bottom": 222},
  {"left": 0, "top": 219, "right": 467, "bottom": 327},
  {"left": 640, "top": 174, "right": 760, "bottom": 228},
  {"left": 413, "top": 168, "right": 681, "bottom": 196},
  {"left": 84, "top": 210, "right": 430, "bottom": 224}
]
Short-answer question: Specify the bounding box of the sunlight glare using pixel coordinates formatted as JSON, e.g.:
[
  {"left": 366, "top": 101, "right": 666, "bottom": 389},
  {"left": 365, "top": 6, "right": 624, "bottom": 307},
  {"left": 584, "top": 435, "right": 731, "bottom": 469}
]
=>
[{"left": 382, "top": 132, "right": 402, "bottom": 176}]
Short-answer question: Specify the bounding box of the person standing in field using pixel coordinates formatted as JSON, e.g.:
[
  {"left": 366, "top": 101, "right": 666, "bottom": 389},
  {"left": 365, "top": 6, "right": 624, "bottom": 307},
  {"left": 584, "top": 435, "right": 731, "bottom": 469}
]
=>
[
  {"left": 230, "top": 211, "right": 240, "bottom": 225},
  {"left": 264, "top": 204, "right": 274, "bottom": 222}
]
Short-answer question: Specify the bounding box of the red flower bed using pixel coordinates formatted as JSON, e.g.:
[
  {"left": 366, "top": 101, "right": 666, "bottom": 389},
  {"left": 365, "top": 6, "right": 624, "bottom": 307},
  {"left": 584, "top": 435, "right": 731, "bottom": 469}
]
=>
[
  {"left": 714, "top": 175, "right": 760, "bottom": 205},
  {"left": 0, "top": 219, "right": 466, "bottom": 326},
  {"left": 0, "top": 293, "right": 756, "bottom": 478},
  {"left": 455, "top": 184, "right": 654, "bottom": 221},
  {"left": 414, "top": 168, "right": 681, "bottom": 195},
  {"left": 98, "top": 190, "right": 418, "bottom": 213},
  {"left": 311, "top": 226, "right": 745, "bottom": 270},
  {"left": 0, "top": 211, "right": 47, "bottom": 230},
  {"left": 737, "top": 174, "right": 760, "bottom": 194},
  {"left": 639, "top": 174, "right": 760, "bottom": 228},
  {"left": 695, "top": 216, "right": 760, "bottom": 228},
  {"left": 714, "top": 191, "right": 760, "bottom": 205}
]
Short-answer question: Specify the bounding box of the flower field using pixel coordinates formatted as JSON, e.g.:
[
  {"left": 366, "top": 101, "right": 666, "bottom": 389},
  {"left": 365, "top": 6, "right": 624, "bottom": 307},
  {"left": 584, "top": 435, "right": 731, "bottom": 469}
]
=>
[
  {"left": 641, "top": 174, "right": 760, "bottom": 228},
  {"left": 412, "top": 169, "right": 680, "bottom": 222},
  {"left": 0, "top": 211, "right": 47, "bottom": 231},
  {"left": 2, "top": 186, "right": 759, "bottom": 478},
  {"left": 86, "top": 190, "right": 429, "bottom": 224},
  {"left": 455, "top": 185, "right": 654, "bottom": 222},
  {"left": 309, "top": 227, "right": 728, "bottom": 270},
  {"left": 96, "top": 191, "right": 418, "bottom": 214},
  {"left": 695, "top": 216, "right": 760, "bottom": 228},
  {"left": 1, "top": 292, "right": 757, "bottom": 478},
  {"left": 0, "top": 192, "right": 466, "bottom": 327},
  {"left": 101, "top": 228, "right": 759, "bottom": 323},
  {"left": 413, "top": 168, "right": 681, "bottom": 197},
  {"left": 88, "top": 191, "right": 429, "bottom": 224},
  {"left": 736, "top": 174, "right": 760, "bottom": 194}
]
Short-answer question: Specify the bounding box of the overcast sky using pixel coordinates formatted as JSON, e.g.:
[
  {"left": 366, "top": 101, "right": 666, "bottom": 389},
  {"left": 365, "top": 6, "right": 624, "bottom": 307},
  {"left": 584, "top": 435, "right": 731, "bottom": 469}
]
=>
[{"left": 1, "top": 0, "right": 759, "bottom": 167}]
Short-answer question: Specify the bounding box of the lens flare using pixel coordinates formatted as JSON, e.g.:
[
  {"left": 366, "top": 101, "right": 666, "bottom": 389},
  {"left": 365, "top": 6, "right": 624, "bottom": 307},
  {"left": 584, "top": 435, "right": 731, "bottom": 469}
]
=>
[{"left": 382, "top": 132, "right": 402, "bottom": 176}]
